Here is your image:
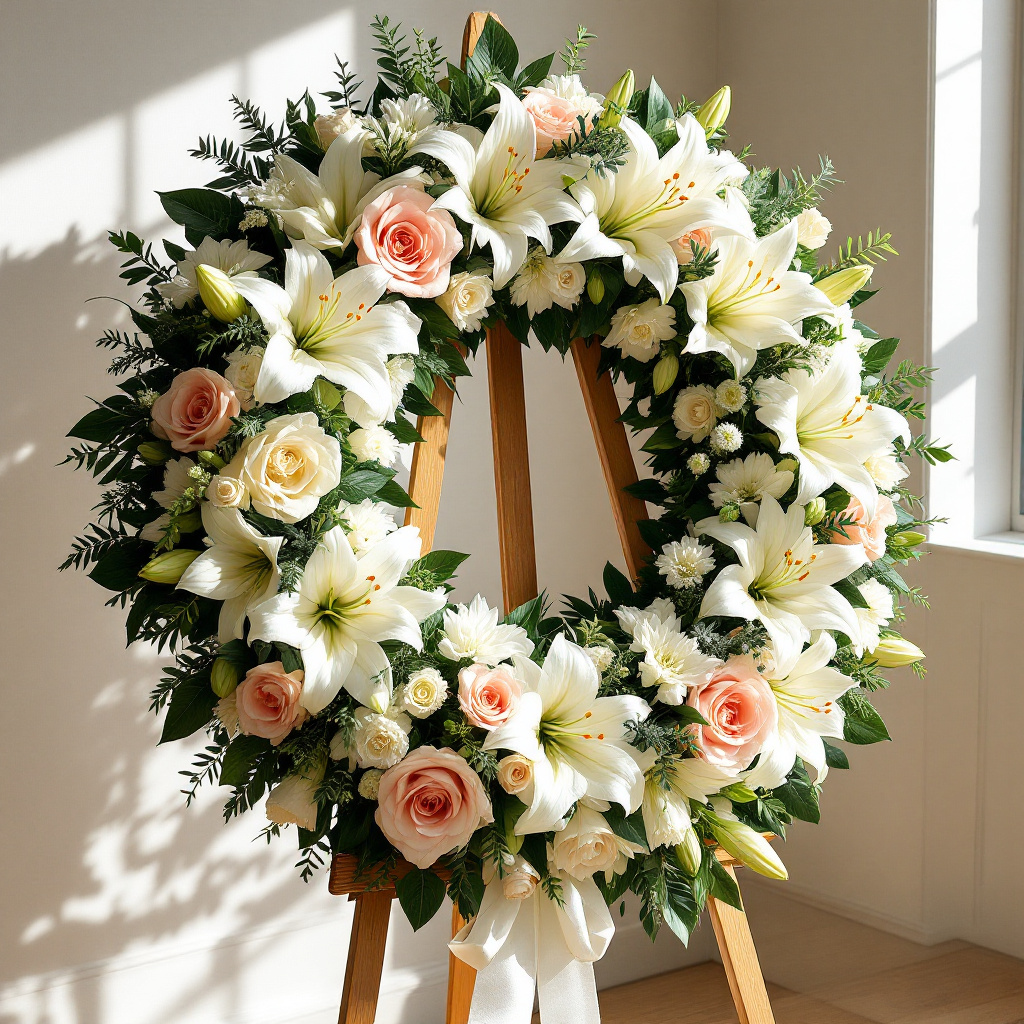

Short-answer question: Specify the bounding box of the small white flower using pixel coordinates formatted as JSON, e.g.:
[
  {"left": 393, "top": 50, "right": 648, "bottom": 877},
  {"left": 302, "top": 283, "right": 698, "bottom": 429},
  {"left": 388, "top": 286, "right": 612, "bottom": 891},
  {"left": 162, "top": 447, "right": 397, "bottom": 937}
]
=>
[
  {"left": 399, "top": 667, "right": 448, "bottom": 718},
  {"left": 357, "top": 768, "right": 384, "bottom": 800},
  {"left": 224, "top": 346, "right": 265, "bottom": 410},
  {"left": 378, "top": 94, "right": 437, "bottom": 148},
  {"left": 509, "top": 248, "right": 585, "bottom": 316},
  {"left": 238, "top": 209, "right": 269, "bottom": 232},
  {"left": 153, "top": 457, "right": 196, "bottom": 509},
  {"left": 709, "top": 422, "right": 743, "bottom": 454},
  {"left": 854, "top": 579, "right": 895, "bottom": 656},
  {"left": 655, "top": 538, "right": 716, "bottom": 590},
  {"left": 437, "top": 270, "right": 494, "bottom": 333},
  {"left": 864, "top": 444, "right": 910, "bottom": 492},
  {"left": 673, "top": 385, "right": 719, "bottom": 441},
  {"left": 585, "top": 645, "right": 615, "bottom": 672},
  {"left": 349, "top": 424, "right": 400, "bottom": 467},
  {"left": 603, "top": 298, "right": 676, "bottom": 363},
  {"left": 206, "top": 474, "right": 249, "bottom": 510},
  {"left": 339, "top": 498, "right": 397, "bottom": 554},
  {"left": 709, "top": 453, "right": 794, "bottom": 520},
  {"left": 714, "top": 380, "right": 747, "bottom": 413},
  {"left": 833, "top": 303, "right": 870, "bottom": 355},
  {"left": 795, "top": 208, "right": 832, "bottom": 250},
  {"left": 501, "top": 856, "right": 541, "bottom": 900},
  {"left": 156, "top": 237, "right": 273, "bottom": 308},
  {"left": 137, "top": 388, "right": 160, "bottom": 409},
  {"left": 687, "top": 453, "right": 711, "bottom": 476},
  {"left": 437, "top": 595, "right": 534, "bottom": 665}
]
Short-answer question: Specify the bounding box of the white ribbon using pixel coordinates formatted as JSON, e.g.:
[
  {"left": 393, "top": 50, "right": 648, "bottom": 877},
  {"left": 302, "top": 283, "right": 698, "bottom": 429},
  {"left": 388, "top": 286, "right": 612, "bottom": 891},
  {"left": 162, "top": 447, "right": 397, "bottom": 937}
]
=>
[{"left": 449, "top": 871, "right": 614, "bottom": 1024}]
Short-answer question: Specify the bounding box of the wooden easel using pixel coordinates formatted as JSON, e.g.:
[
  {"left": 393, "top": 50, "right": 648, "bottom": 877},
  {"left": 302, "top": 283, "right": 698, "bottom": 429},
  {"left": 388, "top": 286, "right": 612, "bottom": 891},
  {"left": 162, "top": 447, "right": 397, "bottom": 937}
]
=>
[{"left": 326, "top": 13, "right": 776, "bottom": 1024}]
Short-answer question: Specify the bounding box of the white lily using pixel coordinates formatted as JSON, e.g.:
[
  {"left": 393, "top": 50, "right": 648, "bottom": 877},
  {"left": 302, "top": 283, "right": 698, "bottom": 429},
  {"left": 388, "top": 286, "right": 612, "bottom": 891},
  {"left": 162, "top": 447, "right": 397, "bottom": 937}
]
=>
[
  {"left": 177, "top": 505, "right": 282, "bottom": 643},
  {"left": 247, "top": 525, "right": 445, "bottom": 715},
  {"left": 233, "top": 241, "right": 420, "bottom": 412},
  {"left": 754, "top": 343, "right": 911, "bottom": 518},
  {"left": 436, "top": 594, "right": 534, "bottom": 665},
  {"left": 679, "top": 218, "right": 835, "bottom": 377},
  {"left": 557, "top": 115, "right": 749, "bottom": 301},
  {"left": 697, "top": 494, "right": 867, "bottom": 667},
  {"left": 746, "top": 632, "right": 854, "bottom": 790},
  {"left": 642, "top": 756, "right": 736, "bottom": 850},
  {"left": 483, "top": 635, "right": 651, "bottom": 834},
  {"left": 251, "top": 128, "right": 427, "bottom": 252},
  {"left": 409, "top": 83, "right": 585, "bottom": 289},
  {"left": 156, "top": 236, "right": 273, "bottom": 308}
]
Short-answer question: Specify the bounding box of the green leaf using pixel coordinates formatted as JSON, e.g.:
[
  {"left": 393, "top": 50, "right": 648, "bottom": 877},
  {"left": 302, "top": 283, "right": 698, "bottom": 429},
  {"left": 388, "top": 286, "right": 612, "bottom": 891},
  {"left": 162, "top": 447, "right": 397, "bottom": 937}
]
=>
[
  {"left": 386, "top": 415, "right": 425, "bottom": 445},
  {"left": 833, "top": 578, "right": 869, "bottom": 609},
  {"left": 411, "top": 299, "right": 461, "bottom": 341},
  {"left": 375, "top": 479, "right": 417, "bottom": 507},
  {"left": 516, "top": 53, "right": 554, "bottom": 90},
  {"left": 605, "top": 806, "right": 648, "bottom": 851},
  {"left": 160, "top": 674, "right": 217, "bottom": 743},
  {"left": 336, "top": 469, "right": 389, "bottom": 502},
  {"left": 641, "top": 420, "right": 681, "bottom": 452},
  {"left": 276, "top": 643, "right": 303, "bottom": 673},
  {"left": 773, "top": 758, "right": 820, "bottom": 824},
  {"left": 823, "top": 740, "right": 850, "bottom": 769},
  {"left": 157, "top": 189, "right": 245, "bottom": 245},
  {"left": 412, "top": 549, "right": 470, "bottom": 581},
  {"left": 840, "top": 693, "right": 891, "bottom": 744},
  {"left": 88, "top": 540, "right": 148, "bottom": 591},
  {"left": 673, "top": 704, "right": 710, "bottom": 727},
  {"left": 220, "top": 734, "right": 270, "bottom": 787},
  {"left": 662, "top": 863, "right": 699, "bottom": 945},
  {"left": 861, "top": 337, "right": 900, "bottom": 375},
  {"left": 623, "top": 478, "right": 668, "bottom": 503},
  {"left": 708, "top": 857, "right": 743, "bottom": 910},
  {"left": 644, "top": 77, "right": 674, "bottom": 132},
  {"left": 603, "top": 561, "right": 634, "bottom": 605},
  {"left": 504, "top": 593, "right": 546, "bottom": 633},
  {"left": 466, "top": 16, "right": 519, "bottom": 83},
  {"left": 396, "top": 868, "right": 447, "bottom": 931},
  {"left": 67, "top": 399, "right": 134, "bottom": 442}
]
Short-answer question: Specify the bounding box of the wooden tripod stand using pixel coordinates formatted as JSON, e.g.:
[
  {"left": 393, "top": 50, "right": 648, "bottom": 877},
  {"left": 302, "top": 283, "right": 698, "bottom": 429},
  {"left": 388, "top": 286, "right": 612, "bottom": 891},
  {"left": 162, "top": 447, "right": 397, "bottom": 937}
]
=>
[{"left": 326, "top": 14, "right": 777, "bottom": 1024}]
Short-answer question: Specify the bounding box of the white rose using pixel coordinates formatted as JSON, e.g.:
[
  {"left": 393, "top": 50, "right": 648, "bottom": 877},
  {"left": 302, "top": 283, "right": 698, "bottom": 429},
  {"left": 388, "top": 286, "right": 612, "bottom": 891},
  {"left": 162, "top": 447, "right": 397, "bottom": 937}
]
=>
[
  {"left": 795, "top": 208, "right": 832, "bottom": 250},
  {"left": 206, "top": 473, "right": 249, "bottom": 509},
  {"left": 496, "top": 753, "right": 534, "bottom": 795},
  {"left": 673, "top": 385, "right": 719, "bottom": 441},
  {"left": 225, "top": 412, "right": 341, "bottom": 524},
  {"left": 224, "top": 346, "right": 264, "bottom": 410},
  {"left": 437, "top": 270, "right": 494, "bottom": 333},
  {"left": 265, "top": 764, "right": 325, "bottom": 830},
  {"left": 501, "top": 856, "right": 541, "bottom": 900},
  {"left": 339, "top": 498, "right": 397, "bottom": 553},
  {"left": 358, "top": 768, "right": 384, "bottom": 801},
  {"left": 550, "top": 806, "right": 642, "bottom": 881},
  {"left": 865, "top": 444, "right": 909, "bottom": 492},
  {"left": 315, "top": 108, "right": 360, "bottom": 148},
  {"left": 352, "top": 708, "right": 412, "bottom": 769},
  {"left": 349, "top": 425, "right": 400, "bottom": 467},
  {"left": 603, "top": 298, "right": 677, "bottom": 363},
  {"left": 400, "top": 667, "right": 448, "bottom": 718}
]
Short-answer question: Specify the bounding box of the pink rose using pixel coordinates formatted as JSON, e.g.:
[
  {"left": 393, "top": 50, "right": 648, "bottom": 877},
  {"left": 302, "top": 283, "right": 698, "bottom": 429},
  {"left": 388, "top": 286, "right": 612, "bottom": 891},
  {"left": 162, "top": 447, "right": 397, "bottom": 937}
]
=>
[
  {"left": 458, "top": 663, "right": 522, "bottom": 730},
  {"left": 235, "top": 661, "right": 308, "bottom": 745},
  {"left": 688, "top": 657, "right": 778, "bottom": 772},
  {"left": 829, "top": 494, "right": 897, "bottom": 561},
  {"left": 521, "top": 81, "right": 600, "bottom": 155},
  {"left": 375, "top": 746, "right": 493, "bottom": 868},
  {"left": 151, "top": 367, "right": 240, "bottom": 452},
  {"left": 354, "top": 185, "right": 462, "bottom": 298}
]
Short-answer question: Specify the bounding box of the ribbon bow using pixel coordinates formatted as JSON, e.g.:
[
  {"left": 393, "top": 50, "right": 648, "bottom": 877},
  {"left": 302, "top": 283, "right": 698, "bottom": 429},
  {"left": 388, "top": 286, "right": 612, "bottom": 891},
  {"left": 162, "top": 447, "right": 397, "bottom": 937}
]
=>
[{"left": 449, "top": 866, "right": 614, "bottom": 1024}]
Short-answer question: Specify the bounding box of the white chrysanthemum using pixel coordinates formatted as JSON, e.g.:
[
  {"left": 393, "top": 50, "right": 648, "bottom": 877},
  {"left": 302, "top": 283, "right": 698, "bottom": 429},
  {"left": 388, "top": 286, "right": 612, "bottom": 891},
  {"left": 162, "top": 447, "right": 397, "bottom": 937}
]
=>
[
  {"left": 399, "top": 667, "right": 448, "bottom": 718},
  {"left": 357, "top": 768, "right": 384, "bottom": 800},
  {"left": 379, "top": 95, "right": 437, "bottom": 143},
  {"left": 709, "top": 453, "right": 794, "bottom": 522},
  {"left": 709, "top": 423, "right": 743, "bottom": 454},
  {"left": 156, "top": 237, "right": 273, "bottom": 308},
  {"left": 349, "top": 425, "right": 400, "bottom": 467},
  {"left": 687, "top": 453, "right": 711, "bottom": 476},
  {"left": 153, "top": 457, "right": 195, "bottom": 509},
  {"left": 437, "top": 595, "right": 534, "bottom": 665},
  {"left": 655, "top": 538, "right": 716, "bottom": 590},
  {"left": 603, "top": 298, "right": 676, "bottom": 363},
  {"left": 854, "top": 579, "right": 895, "bottom": 656},
  {"left": 437, "top": 269, "right": 494, "bottom": 332},
  {"left": 714, "top": 380, "right": 747, "bottom": 413},
  {"left": 509, "top": 248, "right": 585, "bottom": 317},
  {"left": 339, "top": 498, "right": 397, "bottom": 554},
  {"left": 864, "top": 443, "right": 910, "bottom": 492}
]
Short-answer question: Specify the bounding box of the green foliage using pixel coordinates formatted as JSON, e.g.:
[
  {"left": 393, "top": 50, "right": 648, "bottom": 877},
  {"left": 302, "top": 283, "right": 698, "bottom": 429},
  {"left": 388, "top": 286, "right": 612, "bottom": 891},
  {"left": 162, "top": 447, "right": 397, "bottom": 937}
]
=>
[
  {"left": 817, "top": 228, "right": 898, "bottom": 277},
  {"left": 559, "top": 25, "right": 595, "bottom": 75},
  {"left": 396, "top": 869, "right": 448, "bottom": 930},
  {"left": 742, "top": 156, "right": 840, "bottom": 235}
]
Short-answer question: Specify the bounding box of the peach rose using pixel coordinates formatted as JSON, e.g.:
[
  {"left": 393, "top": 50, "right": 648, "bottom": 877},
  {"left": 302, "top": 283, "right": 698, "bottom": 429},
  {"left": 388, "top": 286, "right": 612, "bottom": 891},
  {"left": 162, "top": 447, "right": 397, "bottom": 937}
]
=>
[
  {"left": 458, "top": 663, "right": 522, "bottom": 730},
  {"left": 672, "top": 227, "right": 713, "bottom": 265},
  {"left": 688, "top": 657, "right": 778, "bottom": 773},
  {"left": 521, "top": 76, "right": 602, "bottom": 155},
  {"left": 829, "top": 494, "right": 897, "bottom": 561},
  {"left": 235, "top": 661, "right": 308, "bottom": 745},
  {"left": 375, "top": 746, "right": 493, "bottom": 868},
  {"left": 151, "top": 367, "right": 240, "bottom": 452},
  {"left": 355, "top": 185, "right": 462, "bottom": 299}
]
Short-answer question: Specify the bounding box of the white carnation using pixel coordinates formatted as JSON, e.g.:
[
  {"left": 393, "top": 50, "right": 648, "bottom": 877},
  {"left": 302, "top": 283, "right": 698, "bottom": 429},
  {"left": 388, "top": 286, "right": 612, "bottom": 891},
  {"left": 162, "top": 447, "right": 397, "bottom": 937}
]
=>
[
  {"left": 339, "top": 498, "right": 397, "bottom": 554},
  {"left": 437, "top": 594, "right": 534, "bottom": 665},
  {"left": 603, "top": 298, "right": 676, "bottom": 363},
  {"left": 351, "top": 707, "right": 412, "bottom": 770},
  {"left": 349, "top": 425, "right": 400, "bottom": 467},
  {"left": 314, "top": 107, "right": 361, "bottom": 148},
  {"left": 655, "top": 538, "right": 716, "bottom": 591},
  {"left": 673, "top": 385, "right": 719, "bottom": 441},
  {"left": 585, "top": 645, "right": 615, "bottom": 672},
  {"left": 399, "top": 667, "right": 448, "bottom": 718},
  {"left": 437, "top": 270, "right": 494, "bottom": 333}
]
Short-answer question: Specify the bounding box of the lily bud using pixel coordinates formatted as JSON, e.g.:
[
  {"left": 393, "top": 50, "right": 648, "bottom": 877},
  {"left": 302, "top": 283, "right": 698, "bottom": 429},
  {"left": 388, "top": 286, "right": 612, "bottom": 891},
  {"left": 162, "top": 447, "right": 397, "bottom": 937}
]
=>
[
  {"left": 195, "top": 264, "right": 248, "bottom": 323},
  {"left": 804, "top": 497, "right": 827, "bottom": 526},
  {"left": 138, "top": 441, "right": 172, "bottom": 465},
  {"left": 211, "top": 658, "right": 240, "bottom": 698},
  {"left": 313, "top": 378, "right": 342, "bottom": 411},
  {"left": 892, "top": 531, "right": 926, "bottom": 547},
  {"left": 586, "top": 268, "right": 605, "bottom": 305},
  {"left": 721, "top": 782, "right": 758, "bottom": 804},
  {"left": 175, "top": 508, "right": 202, "bottom": 534},
  {"left": 696, "top": 85, "right": 731, "bottom": 137},
  {"left": 599, "top": 70, "right": 635, "bottom": 129},
  {"left": 775, "top": 457, "right": 798, "bottom": 474},
  {"left": 196, "top": 449, "right": 226, "bottom": 471},
  {"left": 652, "top": 354, "right": 679, "bottom": 395},
  {"left": 707, "top": 814, "right": 788, "bottom": 880},
  {"left": 139, "top": 548, "right": 201, "bottom": 585},
  {"left": 867, "top": 635, "right": 924, "bottom": 668},
  {"left": 814, "top": 264, "right": 874, "bottom": 307},
  {"left": 674, "top": 827, "right": 702, "bottom": 876}
]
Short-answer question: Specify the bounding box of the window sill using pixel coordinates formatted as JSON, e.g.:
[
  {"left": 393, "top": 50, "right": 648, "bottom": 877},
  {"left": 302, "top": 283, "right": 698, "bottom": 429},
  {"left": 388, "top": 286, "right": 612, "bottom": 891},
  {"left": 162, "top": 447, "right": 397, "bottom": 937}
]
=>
[{"left": 926, "top": 532, "right": 1024, "bottom": 561}]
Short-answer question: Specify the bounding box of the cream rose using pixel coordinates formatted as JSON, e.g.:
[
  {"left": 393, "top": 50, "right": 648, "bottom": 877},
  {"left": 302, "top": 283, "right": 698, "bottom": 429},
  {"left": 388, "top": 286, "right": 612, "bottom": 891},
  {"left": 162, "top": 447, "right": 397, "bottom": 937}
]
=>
[
  {"left": 265, "top": 763, "right": 325, "bottom": 830},
  {"left": 603, "top": 298, "right": 677, "bottom": 363},
  {"left": 457, "top": 663, "right": 522, "bottom": 731},
  {"left": 150, "top": 367, "right": 240, "bottom": 452},
  {"left": 673, "top": 385, "right": 719, "bottom": 441},
  {"left": 206, "top": 473, "right": 249, "bottom": 509},
  {"left": 235, "top": 661, "right": 308, "bottom": 745},
  {"left": 224, "top": 412, "right": 341, "bottom": 523},
  {"left": 315, "top": 107, "right": 360, "bottom": 148},
  {"left": 496, "top": 754, "right": 533, "bottom": 795},
  {"left": 502, "top": 856, "right": 541, "bottom": 900},
  {"left": 375, "top": 746, "right": 493, "bottom": 868},
  {"left": 437, "top": 270, "right": 494, "bottom": 333},
  {"left": 352, "top": 707, "right": 412, "bottom": 770},
  {"left": 795, "top": 208, "right": 832, "bottom": 249},
  {"left": 550, "top": 806, "right": 643, "bottom": 881},
  {"left": 522, "top": 74, "right": 602, "bottom": 154},
  {"left": 400, "top": 667, "right": 448, "bottom": 718},
  {"left": 224, "top": 346, "right": 264, "bottom": 411}
]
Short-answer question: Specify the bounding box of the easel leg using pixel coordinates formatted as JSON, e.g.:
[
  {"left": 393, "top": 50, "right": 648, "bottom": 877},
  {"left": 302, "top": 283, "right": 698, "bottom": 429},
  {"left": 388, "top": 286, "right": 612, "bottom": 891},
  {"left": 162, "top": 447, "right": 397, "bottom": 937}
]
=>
[
  {"left": 446, "top": 905, "right": 476, "bottom": 1024},
  {"left": 338, "top": 891, "right": 393, "bottom": 1024},
  {"left": 707, "top": 867, "right": 775, "bottom": 1024}
]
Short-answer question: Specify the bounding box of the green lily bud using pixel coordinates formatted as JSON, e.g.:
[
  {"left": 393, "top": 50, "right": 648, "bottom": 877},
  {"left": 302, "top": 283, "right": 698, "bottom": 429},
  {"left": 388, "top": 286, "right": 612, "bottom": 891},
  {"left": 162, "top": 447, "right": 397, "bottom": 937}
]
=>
[
  {"left": 139, "top": 548, "right": 201, "bottom": 585},
  {"left": 814, "top": 264, "right": 874, "bottom": 307},
  {"left": 721, "top": 782, "right": 758, "bottom": 804},
  {"left": 195, "top": 264, "right": 248, "bottom": 323},
  {"left": 313, "top": 378, "right": 342, "bottom": 411},
  {"left": 586, "top": 268, "right": 605, "bottom": 305},
  {"left": 599, "top": 69, "right": 635, "bottom": 129},
  {"left": 893, "top": 531, "right": 926, "bottom": 547},
  {"left": 867, "top": 635, "right": 925, "bottom": 668},
  {"left": 196, "top": 449, "right": 226, "bottom": 471},
  {"left": 138, "top": 440, "right": 172, "bottom": 465},
  {"left": 652, "top": 354, "right": 679, "bottom": 395},
  {"left": 707, "top": 814, "right": 788, "bottom": 880},
  {"left": 719, "top": 501, "right": 741, "bottom": 523},
  {"left": 211, "top": 658, "right": 240, "bottom": 698},
  {"left": 696, "top": 85, "right": 731, "bottom": 137},
  {"left": 804, "top": 497, "right": 827, "bottom": 526},
  {"left": 674, "top": 828, "right": 702, "bottom": 876},
  {"left": 175, "top": 508, "right": 202, "bottom": 534}
]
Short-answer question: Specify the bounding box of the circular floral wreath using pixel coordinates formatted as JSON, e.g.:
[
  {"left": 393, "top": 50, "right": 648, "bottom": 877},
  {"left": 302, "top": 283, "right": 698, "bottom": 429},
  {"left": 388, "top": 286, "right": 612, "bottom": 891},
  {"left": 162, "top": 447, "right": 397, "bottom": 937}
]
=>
[{"left": 66, "top": 15, "right": 944, "bottom": 940}]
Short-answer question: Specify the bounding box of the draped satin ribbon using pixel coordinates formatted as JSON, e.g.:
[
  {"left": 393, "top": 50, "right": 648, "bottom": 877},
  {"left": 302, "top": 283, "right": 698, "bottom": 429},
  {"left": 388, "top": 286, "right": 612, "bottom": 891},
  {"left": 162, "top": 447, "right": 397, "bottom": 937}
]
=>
[{"left": 449, "top": 871, "right": 614, "bottom": 1024}]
